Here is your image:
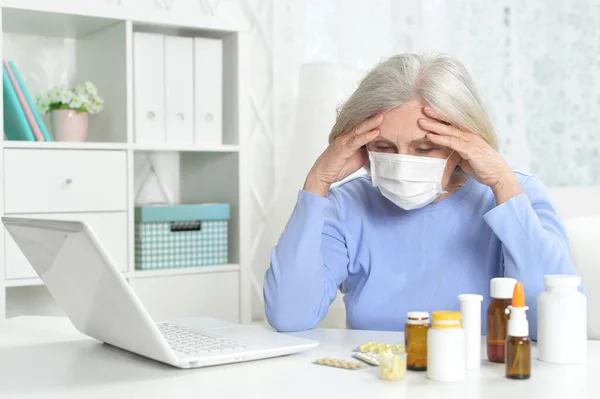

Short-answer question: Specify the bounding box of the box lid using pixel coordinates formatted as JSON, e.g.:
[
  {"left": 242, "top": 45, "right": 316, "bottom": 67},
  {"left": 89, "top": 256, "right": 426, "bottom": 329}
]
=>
[{"left": 135, "top": 203, "right": 230, "bottom": 223}]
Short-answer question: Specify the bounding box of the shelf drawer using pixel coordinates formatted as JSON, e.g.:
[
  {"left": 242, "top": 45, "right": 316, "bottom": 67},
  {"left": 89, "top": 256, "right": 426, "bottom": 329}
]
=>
[
  {"left": 130, "top": 271, "right": 239, "bottom": 322},
  {"left": 4, "top": 212, "right": 129, "bottom": 280},
  {"left": 4, "top": 149, "right": 127, "bottom": 214}
]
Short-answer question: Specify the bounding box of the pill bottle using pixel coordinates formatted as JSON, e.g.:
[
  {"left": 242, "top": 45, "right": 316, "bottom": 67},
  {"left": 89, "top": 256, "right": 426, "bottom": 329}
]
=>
[
  {"left": 538, "top": 275, "right": 587, "bottom": 364},
  {"left": 458, "top": 294, "right": 483, "bottom": 370},
  {"left": 427, "top": 311, "right": 465, "bottom": 382},
  {"left": 487, "top": 277, "right": 516, "bottom": 363},
  {"left": 379, "top": 351, "right": 407, "bottom": 381},
  {"left": 404, "top": 311, "right": 429, "bottom": 371}
]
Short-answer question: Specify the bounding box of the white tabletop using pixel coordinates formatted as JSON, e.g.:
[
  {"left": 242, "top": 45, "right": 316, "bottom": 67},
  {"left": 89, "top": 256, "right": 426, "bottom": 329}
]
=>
[{"left": 0, "top": 316, "right": 597, "bottom": 399}]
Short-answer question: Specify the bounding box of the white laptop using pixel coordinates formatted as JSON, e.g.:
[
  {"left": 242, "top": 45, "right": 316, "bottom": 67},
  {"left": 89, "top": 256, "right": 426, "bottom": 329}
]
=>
[{"left": 2, "top": 217, "right": 318, "bottom": 368}]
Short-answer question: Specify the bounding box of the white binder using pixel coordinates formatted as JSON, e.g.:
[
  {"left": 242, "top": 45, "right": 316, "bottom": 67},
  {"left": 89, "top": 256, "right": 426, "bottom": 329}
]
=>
[
  {"left": 194, "top": 37, "right": 223, "bottom": 145},
  {"left": 133, "top": 32, "right": 165, "bottom": 144},
  {"left": 165, "top": 35, "right": 194, "bottom": 145}
]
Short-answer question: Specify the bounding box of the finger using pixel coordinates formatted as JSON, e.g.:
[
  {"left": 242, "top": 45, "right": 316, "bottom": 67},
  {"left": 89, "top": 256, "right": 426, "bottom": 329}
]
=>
[
  {"left": 418, "top": 118, "right": 463, "bottom": 138},
  {"left": 423, "top": 106, "right": 476, "bottom": 134},
  {"left": 346, "top": 147, "right": 370, "bottom": 170},
  {"left": 422, "top": 106, "right": 448, "bottom": 123},
  {"left": 426, "top": 132, "right": 469, "bottom": 156},
  {"left": 345, "top": 129, "right": 380, "bottom": 152},
  {"left": 347, "top": 114, "right": 384, "bottom": 137}
]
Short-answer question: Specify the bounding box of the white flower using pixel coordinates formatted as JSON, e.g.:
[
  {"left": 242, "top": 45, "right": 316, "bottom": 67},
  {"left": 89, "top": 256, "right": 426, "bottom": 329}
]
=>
[
  {"left": 81, "top": 94, "right": 93, "bottom": 111},
  {"left": 69, "top": 94, "right": 84, "bottom": 109},
  {"left": 36, "top": 93, "right": 49, "bottom": 106},
  {"left": 37, "top": 100, "right": 49, "bottom": 113},
  {"left": 75, "top": 84, "right": 86, "bottom": 95},
  {"left": 36, "top": 93, "right": 51, "bottom": 114},
  {"left": 85, "top": 81, "right": 97, "bottom": 96},
  {"left": 88, "top": 99, "right": 104, "bottom": 114},
  {"left": 49, "top": 87, "right": 62, "bottom": 103},
  {"left": 91, "top": 93, "right": 104, "bottom": 105},
  {"left": 60, "top": 88, "right": 73, "bottom": 104}
]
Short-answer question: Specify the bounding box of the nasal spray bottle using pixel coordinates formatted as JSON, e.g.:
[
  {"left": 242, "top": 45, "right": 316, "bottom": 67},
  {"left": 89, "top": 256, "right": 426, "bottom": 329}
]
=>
[{"left": 505, "top": 282, "right": 531, "bottom": 380}]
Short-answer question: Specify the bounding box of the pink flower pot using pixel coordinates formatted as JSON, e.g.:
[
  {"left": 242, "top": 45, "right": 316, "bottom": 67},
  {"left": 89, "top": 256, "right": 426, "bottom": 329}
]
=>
[{"left": 51, "top": 110, "right": 89, "bottom": 142}]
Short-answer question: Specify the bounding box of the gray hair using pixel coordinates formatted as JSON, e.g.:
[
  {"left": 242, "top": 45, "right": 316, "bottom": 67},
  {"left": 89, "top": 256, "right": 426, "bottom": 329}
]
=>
[{"left": 329, "top": 53, "right": 498, "bottom": 151}]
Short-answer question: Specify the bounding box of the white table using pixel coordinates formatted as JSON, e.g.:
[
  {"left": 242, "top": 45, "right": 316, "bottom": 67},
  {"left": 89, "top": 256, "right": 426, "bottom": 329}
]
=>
[{"left": 0, "top": 317, "right": 597, "bottom": 399}]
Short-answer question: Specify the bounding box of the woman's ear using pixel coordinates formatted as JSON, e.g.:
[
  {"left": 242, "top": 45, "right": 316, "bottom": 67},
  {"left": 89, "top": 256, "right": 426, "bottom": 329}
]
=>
[{"left": 445, "top": 153, "right": 466, "bottom": 178}]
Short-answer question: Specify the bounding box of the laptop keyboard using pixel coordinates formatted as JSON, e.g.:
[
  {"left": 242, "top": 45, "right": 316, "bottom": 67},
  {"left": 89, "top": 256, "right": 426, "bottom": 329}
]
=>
[{"left": 157, "top": 322, "right": 252, "bottom": 355}]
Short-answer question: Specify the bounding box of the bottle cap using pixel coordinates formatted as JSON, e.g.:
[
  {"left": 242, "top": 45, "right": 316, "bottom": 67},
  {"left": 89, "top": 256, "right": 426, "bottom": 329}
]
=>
[
  {"left": 490, "top": 277, "right": 517, "bottom": 299},
  {"left": 432, "top": 310, "right": 462, "bottom": 321},
  {"left": 544, "top": 274, "right": 581, "bottom": 289},
  {"left": 507, "top": 282, "right": 529, "bottom": 337},
  {"left": 512, "top": 282, "right": 525, "bottom": 307},
  {"left": 458, "top": 294, "right": 483, "bottom": 302},
  {"left": 407, "top": 311, "right": 429, "bottom": 320},
  {"left": 431, "top": 311, "right": 461, "bottom": 329}
]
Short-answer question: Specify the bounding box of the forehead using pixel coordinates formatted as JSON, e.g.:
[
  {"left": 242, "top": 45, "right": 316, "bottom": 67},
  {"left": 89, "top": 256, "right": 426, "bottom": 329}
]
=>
[{"left": 379, "top": 101, "right": 428, "bottom": 143}]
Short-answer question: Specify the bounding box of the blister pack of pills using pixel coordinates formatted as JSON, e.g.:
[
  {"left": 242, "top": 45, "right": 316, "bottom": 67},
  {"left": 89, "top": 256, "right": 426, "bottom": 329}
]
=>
[
  {"left": 356, "top": 341, "right": 405, "bottom": 354},
  {"left": 352, "top": 351, "right": 379, "bottom": 366},
  {"left": 314, "top": 358, "right": 364, "bottom": 370}
]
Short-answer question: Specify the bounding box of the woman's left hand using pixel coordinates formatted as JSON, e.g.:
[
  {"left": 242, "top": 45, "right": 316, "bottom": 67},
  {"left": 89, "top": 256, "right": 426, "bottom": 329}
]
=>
[{"left": 418, "top": 107, "right": 523, "bottom": 205}]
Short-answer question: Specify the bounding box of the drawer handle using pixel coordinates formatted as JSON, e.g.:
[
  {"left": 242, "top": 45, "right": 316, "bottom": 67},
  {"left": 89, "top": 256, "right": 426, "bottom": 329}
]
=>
[
  {"left": 205, "top": 113, "right": 213, "bottom": 122},
  {"left": 147, "top": 111, "right": 156, "bottom": 121},
  {"left": 65, "top": 178, "right": 73, "bottom": 185},
  {"left": 170, "top": 221, "right": 201, "bottom": 232},
  {"left": 176, "top": 112, "right": 185, "bottom": 121}
]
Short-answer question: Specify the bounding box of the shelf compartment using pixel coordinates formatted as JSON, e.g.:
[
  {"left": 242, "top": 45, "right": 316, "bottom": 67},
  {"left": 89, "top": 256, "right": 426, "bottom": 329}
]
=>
[
  {"left": 1, "top": 19, "right": 128, "bottom": 144},
  {"left": 134, "top": 151, "right": 240, "bottom": 263}
]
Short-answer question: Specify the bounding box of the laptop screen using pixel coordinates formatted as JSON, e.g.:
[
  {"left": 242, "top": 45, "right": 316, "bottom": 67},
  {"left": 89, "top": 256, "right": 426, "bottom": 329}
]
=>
[{"left": 2, "top": 218, "right": 173, "bottom": 362}]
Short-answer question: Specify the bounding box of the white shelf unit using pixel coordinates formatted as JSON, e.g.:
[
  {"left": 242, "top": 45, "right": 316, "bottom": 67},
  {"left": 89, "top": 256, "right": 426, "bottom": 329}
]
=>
[{"left": 0, "top": 1, "right": 250, "bottom": 325}]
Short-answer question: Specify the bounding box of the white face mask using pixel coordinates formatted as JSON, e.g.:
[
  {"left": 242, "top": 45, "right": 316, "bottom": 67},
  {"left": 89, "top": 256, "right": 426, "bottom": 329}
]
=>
[{"left": 369, "top": 151, "right": 453, "bottom": 210}]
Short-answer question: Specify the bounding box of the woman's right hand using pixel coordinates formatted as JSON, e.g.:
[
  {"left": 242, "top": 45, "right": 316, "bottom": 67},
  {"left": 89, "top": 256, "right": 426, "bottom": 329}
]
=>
[{"left": 303, "top": 114, "right": 383, "bottom": 197}]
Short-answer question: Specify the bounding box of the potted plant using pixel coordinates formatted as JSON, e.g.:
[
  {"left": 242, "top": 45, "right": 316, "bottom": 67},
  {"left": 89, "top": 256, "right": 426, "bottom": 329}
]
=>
[{"left": 36, "top": 82, "right": 104, "bottom": 142}]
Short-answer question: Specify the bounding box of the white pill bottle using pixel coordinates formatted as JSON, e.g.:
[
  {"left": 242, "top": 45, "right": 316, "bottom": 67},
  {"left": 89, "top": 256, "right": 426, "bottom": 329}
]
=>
[
  {"left": 427, "top": 311, "right": 465, "bottom": 382},
  {"left": 538, "top": 275, "right": 587, "bottom": 364}
]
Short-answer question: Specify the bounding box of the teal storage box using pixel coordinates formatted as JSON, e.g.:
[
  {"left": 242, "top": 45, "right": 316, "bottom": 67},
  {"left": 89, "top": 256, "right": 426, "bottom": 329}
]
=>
[{"left": 135, "top": 204, "right": 230, "bottom": 270}]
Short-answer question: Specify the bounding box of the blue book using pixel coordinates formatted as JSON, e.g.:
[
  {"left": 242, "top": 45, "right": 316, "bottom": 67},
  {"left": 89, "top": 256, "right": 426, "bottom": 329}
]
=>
[
  {"left": 9, "top": 60, "right": 51, "bottom": 141},
  {"left": 2, "top": 64, "right": 34, "bottom": 141}
]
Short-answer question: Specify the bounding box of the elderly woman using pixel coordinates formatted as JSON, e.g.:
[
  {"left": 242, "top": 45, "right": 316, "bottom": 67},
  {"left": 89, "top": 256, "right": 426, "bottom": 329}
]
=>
[{"left": 263, "top": 53, "right": 578, "bottom": 338}]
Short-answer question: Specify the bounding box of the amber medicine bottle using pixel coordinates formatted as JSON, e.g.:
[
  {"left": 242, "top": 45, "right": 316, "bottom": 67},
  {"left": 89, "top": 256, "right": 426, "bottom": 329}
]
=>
[
  {"left": 405, "top": 312, "right": 430, "bottom": 371},
  {"left": 487, "top": 277, "right": 516, "bottom": 363},
  {"left": 506, "top": 282, "right": 531, "bottom": 380}
]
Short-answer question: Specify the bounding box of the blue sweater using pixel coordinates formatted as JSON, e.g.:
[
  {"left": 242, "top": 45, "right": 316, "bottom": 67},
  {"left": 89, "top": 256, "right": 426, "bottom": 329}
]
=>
[{"left": 264, "top": 172, "right": 579, "bottom": 339}]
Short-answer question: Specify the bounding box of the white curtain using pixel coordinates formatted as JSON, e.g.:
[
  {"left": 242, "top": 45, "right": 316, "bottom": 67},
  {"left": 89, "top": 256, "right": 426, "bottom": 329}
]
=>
[{"left": 274, "top": 0, "right": 600, "bottom": 191}]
